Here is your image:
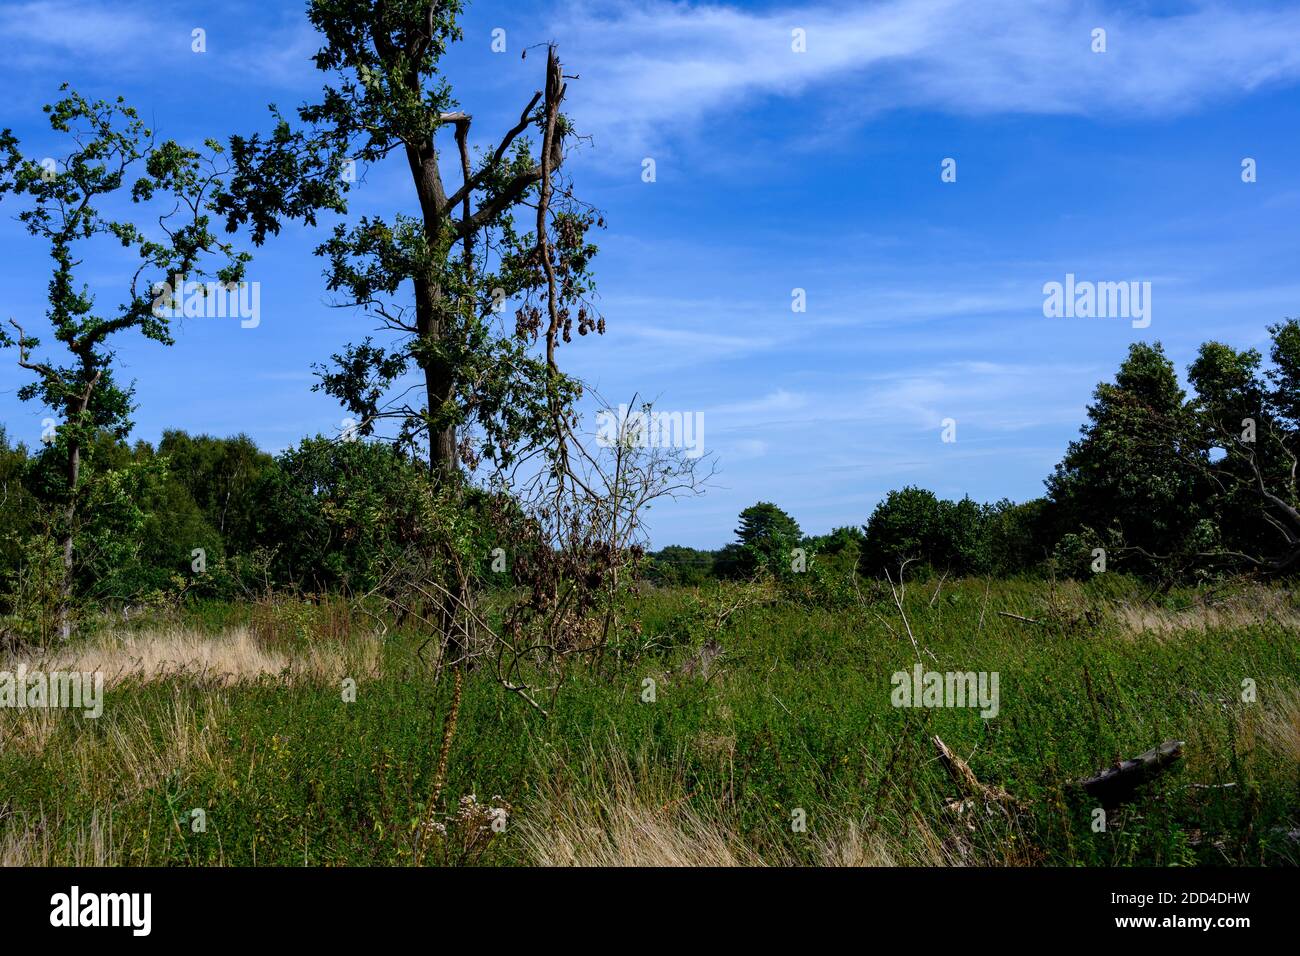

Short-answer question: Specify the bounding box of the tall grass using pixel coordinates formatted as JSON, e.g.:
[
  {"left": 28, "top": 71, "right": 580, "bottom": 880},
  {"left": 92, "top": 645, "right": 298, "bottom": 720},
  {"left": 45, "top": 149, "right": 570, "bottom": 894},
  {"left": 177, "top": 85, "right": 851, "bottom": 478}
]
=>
[{"left": 0, "top": 578, "right": 1296, "bottom": 866}]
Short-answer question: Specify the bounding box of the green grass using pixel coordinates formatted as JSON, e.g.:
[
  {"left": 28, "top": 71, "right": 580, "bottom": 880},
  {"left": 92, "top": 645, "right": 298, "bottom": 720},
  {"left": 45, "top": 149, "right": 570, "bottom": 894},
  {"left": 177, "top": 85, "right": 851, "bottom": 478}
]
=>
[{"left": 2, "top": 576, "right": 1297, "bottom": 866}]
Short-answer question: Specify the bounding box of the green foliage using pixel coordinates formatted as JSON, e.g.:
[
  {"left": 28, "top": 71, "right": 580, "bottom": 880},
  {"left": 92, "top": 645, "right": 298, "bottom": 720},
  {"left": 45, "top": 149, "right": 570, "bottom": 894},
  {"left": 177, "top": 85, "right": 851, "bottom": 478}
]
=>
[
  {"left": 0, "top": 427, "right": 533, "bottom": 610},
  {"left": 0, "top": 86, "right": 250, "bottom": 619},
  {"left": 718, "top": 502, "right": 803, "bottom": 579},
  {"left": 806, "top": 525, "right": 865, "bottom": 556},
  {"left": 801, "top": 525, "right": 865, "bottom": 583},
  {"left": 646, "top": 545, "right": 714, "bottom": 586},
  {"left": 985, "top": 498, "right": 1049, "bottom": 576},
  {"left": 215, "top": 0, "right": 603, "bottom": 473},
  {"left": 1185, "top": 322, "right": 1300, "bottom": 571},
  {"left": 1045, "top": 326, "right": 1300, "bottom": 576},
  {"left": 157, "top": 431, "right": 273, "bottom": 554},
  {"left": 860, "top": 486, "right": 941, "bottom": 576},
  {"left": 935, "top": 495, "right": 990, "bottom": 574},
  {"left": 254, "top": 436, "right": 430, "bottom": 593},
  {"left": 73, "top": 457, "right": 166, "bottom": 599},
  {"left": 1046, "top": 342, "right": 1208, "bottom": 575},
  {"left": 0, "top": 530, "right": 65, "bottom": 645},
  {"left": 857, "top": 490, "right": 1050, "bottom": 581},
  {"left": 0, "top": 427, "right": 40, "bottom": 598},
  {"left": 0, "top": 87, "right": 249, "bottom": 457}
]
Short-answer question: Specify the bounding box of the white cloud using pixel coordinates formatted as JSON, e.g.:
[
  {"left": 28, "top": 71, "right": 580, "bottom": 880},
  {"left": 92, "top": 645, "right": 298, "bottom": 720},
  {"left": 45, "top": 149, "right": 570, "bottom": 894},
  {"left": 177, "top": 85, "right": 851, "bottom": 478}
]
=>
[
  {"left": 709, "top": 389, "right": 808, "bottom": 416},
  {"left": 0, "top": 0, "right": 153, "bottom": 67},
  {"left": 570, "top": 322, "right": 782, "bottom": 376},
  {"left": 224, "top": 20, "right": 323, "bottom": 88},
  {"left": 553, "top": 0, "right": 1300, "bottom": 158},
  {"left": 0, "top": 1, "right": 151, "bottom": 53},
  {"left": 728, "top": 437, "right": 768, "bottom": 459},
  {"left": 0, "top": 1, "right": 323, "bottom": 88}
]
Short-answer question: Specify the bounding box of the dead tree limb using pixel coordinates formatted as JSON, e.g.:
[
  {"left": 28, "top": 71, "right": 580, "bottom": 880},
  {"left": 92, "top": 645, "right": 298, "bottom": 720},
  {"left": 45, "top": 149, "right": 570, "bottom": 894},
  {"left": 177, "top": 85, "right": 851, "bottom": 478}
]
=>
[
  {"left": 997, "top": 611, "right": 1043, "bottom": 625},
  {"left": 933, "top": 735, "right": 1018, "bottom": 809}
]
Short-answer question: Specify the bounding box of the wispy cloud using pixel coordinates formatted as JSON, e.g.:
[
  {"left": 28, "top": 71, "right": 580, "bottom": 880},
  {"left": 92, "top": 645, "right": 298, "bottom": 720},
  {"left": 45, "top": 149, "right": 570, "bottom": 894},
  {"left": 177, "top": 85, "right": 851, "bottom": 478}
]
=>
[
  {"left": 0, "top": 0, "right": 153, "bottom": 59},
  {"left": 553, "top": 0, "right": 1300, "bottom": 158},
  {"left": 709, "top": 389, "right": 808, "bottom": 416},
  {"left": 0, "top": 0, "right": 323, "bottom": 90}
]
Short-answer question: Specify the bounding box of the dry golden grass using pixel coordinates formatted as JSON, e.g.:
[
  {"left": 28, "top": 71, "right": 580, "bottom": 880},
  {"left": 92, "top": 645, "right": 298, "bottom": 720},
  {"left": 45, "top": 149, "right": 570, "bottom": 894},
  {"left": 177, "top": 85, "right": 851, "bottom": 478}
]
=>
[
  {"left": 517, "top": 742, "right": 996, "bottom": 867},
  {"left": 8, "top": 625, "right": 382, "bottom": 688},
  {"left": 518, "top": 745, "right": 764, "bottom": 866},
  {"left": 526, "top": 802, "right": 761, "bottom": 867},
  {"left": 1113, "top": 585, "right": 1300, "bottom": 636},
  {"left": 818, "top": 817, "right": 977, "bottom": 866},
  {"left": 0, "top": 625, "right": 379, "bottom": 865},
  {"left": 0, "top": 705, "right": 62, "bottom": 760},
  {"left": 0, "top": 809, "right": 120, "bottom": 867},
  {"left": 0, "top": 689, "right": 226, "bottom": 864},
  {"left": 76, "top": 689, "right": 226, "bottom": 800},
  {"left": 1256, "top": 686, "right": 1300, "bottom": 765}
]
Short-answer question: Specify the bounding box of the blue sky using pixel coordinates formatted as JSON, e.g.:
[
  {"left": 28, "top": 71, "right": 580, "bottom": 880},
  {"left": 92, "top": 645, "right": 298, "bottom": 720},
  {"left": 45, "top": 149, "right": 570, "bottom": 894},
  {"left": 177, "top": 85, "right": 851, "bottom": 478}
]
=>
[{"left": 1, "top": 0, "right": 1298, "bottom": 548}]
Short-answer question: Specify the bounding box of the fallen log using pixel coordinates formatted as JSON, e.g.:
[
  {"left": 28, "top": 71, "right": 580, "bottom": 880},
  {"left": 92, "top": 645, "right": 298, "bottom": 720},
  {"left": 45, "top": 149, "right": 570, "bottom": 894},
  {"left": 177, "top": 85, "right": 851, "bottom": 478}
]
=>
[{"left": 1078, "top": 740, "right": 1184, "bottom": 806}]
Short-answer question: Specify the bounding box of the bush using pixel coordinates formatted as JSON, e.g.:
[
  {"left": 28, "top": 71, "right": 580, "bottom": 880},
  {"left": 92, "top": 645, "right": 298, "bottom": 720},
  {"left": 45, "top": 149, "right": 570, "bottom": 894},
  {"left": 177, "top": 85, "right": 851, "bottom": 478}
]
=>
[
  {"left": 860, "top": 489, "right": 1051, "bottom": 580},
  {"left": 646, "top": 546, "right": 714, "bottom": 586},
  {"left": 860, "top": 486, "right": 944, "bottom": 577},
  {"left": 253, "top": 437, "right": 430, "bottom": 593},
  {"left": 0, "top": 530, "right": 66, "bottom": 647}
]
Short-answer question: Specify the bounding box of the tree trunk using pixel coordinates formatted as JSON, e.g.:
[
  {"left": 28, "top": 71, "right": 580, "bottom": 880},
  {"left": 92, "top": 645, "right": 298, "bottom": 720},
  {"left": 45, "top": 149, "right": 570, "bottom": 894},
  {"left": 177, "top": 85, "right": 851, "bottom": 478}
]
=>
[
  {"left": 406, "top": 142, "right": 459, "bottom": 480},
  {"left": 413, "top": 275, "right": 458, "bottom": 478},
  {"left": 59, "top": 434, "right": 79, "bottom": 641},
  {"left": 58, "top": 358, "right": 99, "bottom": 641}
]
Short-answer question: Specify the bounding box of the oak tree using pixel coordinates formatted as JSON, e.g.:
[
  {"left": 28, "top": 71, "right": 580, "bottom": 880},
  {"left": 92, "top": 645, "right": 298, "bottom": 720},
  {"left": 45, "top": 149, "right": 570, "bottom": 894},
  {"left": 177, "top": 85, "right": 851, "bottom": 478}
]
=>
[
  {"left": 216, "top": 0, "right": 603, "bottom": 481},
  {"left": 0, "top": 88, "right": 249, "bottom": 634}
]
